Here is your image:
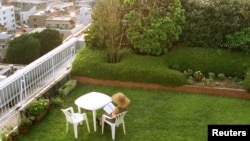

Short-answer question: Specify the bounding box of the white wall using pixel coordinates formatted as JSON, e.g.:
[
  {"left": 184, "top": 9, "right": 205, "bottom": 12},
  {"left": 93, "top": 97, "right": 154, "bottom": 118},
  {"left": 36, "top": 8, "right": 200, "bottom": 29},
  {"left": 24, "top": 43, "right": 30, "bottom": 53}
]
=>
[
  {"left": 20, "top": 6, "right": 37, "bottom": 25},
  {"left": 0, "top": 5, "right": 16, "bottom": 31},
  {"left": 76, "top": 6, "right": 91, "bottom": 26}
]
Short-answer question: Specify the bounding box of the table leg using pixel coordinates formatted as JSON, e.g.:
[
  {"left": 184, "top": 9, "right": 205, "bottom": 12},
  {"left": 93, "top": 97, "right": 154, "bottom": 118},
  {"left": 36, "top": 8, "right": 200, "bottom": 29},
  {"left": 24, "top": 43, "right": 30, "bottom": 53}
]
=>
[
  {"left": 77, "top": 106, "right": 81, "bottom": 113},
  {"left": 92, "top": 110, "right": 97, "bottom": 132}
]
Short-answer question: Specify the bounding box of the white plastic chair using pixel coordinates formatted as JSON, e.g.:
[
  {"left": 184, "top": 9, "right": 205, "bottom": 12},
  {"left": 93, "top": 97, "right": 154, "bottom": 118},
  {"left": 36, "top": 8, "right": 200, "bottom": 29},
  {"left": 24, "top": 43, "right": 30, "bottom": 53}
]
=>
[
  {"left": 102, "top": 111, "right": 128, "bottom": 140},
  {"left": 61, "top": 107, "right": 90, "bottom": 138}
]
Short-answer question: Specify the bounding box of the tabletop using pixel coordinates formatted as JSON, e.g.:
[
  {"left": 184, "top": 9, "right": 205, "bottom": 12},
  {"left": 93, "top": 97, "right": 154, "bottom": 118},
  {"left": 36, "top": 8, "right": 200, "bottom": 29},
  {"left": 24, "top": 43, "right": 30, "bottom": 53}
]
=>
[{"left": 74, "top": 91, "right": 112, "bottom": 111}]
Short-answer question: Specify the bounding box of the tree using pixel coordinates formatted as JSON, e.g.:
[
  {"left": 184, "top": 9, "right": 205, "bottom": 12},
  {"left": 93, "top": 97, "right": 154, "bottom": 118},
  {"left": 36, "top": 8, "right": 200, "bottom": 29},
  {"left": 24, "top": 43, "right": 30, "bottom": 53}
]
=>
[
  {"left": 85, "top": 0, "right": 185, "bottom": 61},
  {"left": 86, "top": 0, "right": 185, "bottom": 59},
  {"left": 6, "top": 34, "right": 40, "bottom": 64},
  {"left": 180, "top": 0, "right": 250, "bottom": 48},
  {"left": 32, "top": 29, "right": 63, "bottom": 56},
  {"left": 124, "top": 0, "right": 185, "bottom": 55},
  {"left": 85, "top": 0, "right": 127, "bottom": 63}
]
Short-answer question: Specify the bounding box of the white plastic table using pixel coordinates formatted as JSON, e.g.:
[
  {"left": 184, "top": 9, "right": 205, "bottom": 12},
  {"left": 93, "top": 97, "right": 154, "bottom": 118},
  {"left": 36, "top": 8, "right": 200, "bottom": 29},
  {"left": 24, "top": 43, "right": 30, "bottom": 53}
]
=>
[{"left": 74, "top": 91, "right": 112, "bottom": 132}]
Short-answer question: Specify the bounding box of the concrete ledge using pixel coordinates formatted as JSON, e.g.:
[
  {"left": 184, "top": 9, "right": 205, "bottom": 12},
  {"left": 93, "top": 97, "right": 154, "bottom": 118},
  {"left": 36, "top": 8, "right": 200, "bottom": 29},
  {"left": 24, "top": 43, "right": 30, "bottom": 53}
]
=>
[{"left": 72, "top": 76, "right": 250, "bottom": 100}]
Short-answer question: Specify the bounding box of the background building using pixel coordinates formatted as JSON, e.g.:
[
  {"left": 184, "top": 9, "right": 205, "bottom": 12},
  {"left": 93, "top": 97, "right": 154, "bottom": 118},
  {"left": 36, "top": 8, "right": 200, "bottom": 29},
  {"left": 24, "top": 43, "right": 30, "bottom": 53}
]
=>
[
  {"left": 0, "top": 32, "right": 13, "bottom": 61},
  {"left": 45, "top": 16, "right": 76, "bottom": 30},
  {"left": 29, "top": 9, "right": 59, "bottom": 27},
  {"left": 0, "top": 3, "right": 16, "bottom": 32},
  {"left": 15, "top": 5, "right": 36, "bottom": 26},
  {"left": 7, "top": 0, "right": 46, "bottom": 10}
]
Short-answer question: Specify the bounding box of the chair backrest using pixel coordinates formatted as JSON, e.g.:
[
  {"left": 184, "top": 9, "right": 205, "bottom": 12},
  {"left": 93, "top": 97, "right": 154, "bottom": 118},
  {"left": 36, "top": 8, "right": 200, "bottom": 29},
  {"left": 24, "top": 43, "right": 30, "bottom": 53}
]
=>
[
  {"left": 61, "top": 107, "right": 74, "bottom": 123},
  {"left": 114, "top": 111, "right": 127, "bottom": 125}
]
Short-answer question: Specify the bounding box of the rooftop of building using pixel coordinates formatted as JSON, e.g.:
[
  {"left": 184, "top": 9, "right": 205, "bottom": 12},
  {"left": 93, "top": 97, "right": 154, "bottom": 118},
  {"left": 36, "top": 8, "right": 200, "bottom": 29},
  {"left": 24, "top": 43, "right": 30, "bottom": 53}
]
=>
[
  {"left": 47, "top": 16, "right": 74, "bottom": 21},
  {"left": 33, "top": 9, "right": 58, "bottom": 16},
  {"left": 0, "top": 33, "right": 13, "bottom": 40},
  {"left": 8, "top": 0, "right": 46, "bottom": 4}
]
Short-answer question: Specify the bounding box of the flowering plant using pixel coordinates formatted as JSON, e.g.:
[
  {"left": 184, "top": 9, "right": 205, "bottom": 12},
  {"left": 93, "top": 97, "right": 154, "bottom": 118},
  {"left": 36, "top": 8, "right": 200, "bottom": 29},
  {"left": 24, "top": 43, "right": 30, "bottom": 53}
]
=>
[
  {"left": 19, "top": 116, "right": 34, "bottom": 127},
  {"left": 193, "top": 71, "right": 203, "bottom": 81},
  {"left": 183, "top": 69, "right": 193, "bottom": 78},
  {"left": 26, "top": 98, "right": 50, "bottom": 116}
]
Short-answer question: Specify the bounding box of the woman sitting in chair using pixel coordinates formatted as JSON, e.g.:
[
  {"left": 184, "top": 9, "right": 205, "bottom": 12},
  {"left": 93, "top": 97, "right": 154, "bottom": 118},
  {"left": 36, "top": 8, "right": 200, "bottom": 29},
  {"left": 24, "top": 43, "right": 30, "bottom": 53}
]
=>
[{"left": 98, "top": 92, "right": 130, "bottom": 125}]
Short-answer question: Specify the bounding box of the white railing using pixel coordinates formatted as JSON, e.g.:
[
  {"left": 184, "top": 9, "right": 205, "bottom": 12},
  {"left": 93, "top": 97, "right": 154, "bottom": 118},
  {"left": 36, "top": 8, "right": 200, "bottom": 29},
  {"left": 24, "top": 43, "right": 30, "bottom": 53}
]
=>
[{"left": 0, "top": 37, "right": 83, "bottom": 130}]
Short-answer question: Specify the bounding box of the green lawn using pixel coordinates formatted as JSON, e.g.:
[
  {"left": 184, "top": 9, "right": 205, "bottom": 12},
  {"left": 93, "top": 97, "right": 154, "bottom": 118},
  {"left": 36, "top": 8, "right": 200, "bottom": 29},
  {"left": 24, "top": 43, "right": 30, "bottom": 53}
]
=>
[{"left": 18, "top": 84, "right": 250, "bottom": 141}]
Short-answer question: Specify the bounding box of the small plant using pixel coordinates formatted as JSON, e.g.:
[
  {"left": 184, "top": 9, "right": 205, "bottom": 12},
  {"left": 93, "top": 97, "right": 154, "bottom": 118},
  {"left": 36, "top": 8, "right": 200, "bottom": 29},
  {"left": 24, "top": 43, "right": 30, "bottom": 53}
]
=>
[
  {"left": 26, "top": 98, "right": 50, "bottom": 116},
  {"left": 0, "top": 133, "right": 8, "bottom": 141},
  {"left": 58, "top": 79, "right": 77, "bottom": 96},
  {"left": 193, "top": 71, "right": 204, "bottom": 81},
  {"left": 11, "top": 129, "right": 19, "bottom": 136},
  {"left": 50, "top": 96, "right": 64, "bottom": 107},
  {"left": 9, "top": 127, "right": 19, "bottom": 141},
  {"left": 19, "top": 115, "right": 34, "bottom": 128},
  {"left": 18, "top": 114, "right": 34, "bottom": 134},
  {"left": 61, "top": 81, "right": 73, "bottom": 89},
  {"left": 217, "top": 73, "right": 226, "bottom": 80},
  {"left": 208, "top": 72, "right": 216, "bottom": 79},
  {"left": 183, "top": 69, "right": 194, "bottom": 78}
]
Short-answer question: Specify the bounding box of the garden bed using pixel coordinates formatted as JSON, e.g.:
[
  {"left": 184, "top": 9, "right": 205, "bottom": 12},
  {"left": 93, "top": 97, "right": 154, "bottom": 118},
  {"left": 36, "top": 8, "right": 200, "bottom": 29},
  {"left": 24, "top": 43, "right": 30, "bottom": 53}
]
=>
[{"left": 72, "top": 76, "right": 250, "bottom": 100}]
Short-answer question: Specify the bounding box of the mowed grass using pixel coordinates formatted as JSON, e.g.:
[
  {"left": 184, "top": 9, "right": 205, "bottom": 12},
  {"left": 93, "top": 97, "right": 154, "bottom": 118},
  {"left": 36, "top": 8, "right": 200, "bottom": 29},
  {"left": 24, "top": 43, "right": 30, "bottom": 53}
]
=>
[{"left": 18, "top": 84, "right": 250, "bottom": 141}]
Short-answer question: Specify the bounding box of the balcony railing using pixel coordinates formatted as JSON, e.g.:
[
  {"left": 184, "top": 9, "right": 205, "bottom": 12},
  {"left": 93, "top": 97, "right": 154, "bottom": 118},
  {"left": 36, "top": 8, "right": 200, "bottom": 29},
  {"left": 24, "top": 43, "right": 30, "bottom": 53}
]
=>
[{"left": 0, "top": 37, "right": 83, "bottom": 130}]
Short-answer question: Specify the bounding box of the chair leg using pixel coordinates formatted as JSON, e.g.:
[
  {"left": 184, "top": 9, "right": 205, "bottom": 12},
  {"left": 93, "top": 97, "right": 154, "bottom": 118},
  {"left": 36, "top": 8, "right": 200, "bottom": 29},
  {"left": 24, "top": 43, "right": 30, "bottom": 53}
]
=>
[
  {"left": 85, "top": 117, "right": 90, "bottom": 133},
  {"left": 66, "top": 122, "right": 69, "bottom": 133},
  {"left": 73, "top": 123, "right": 78, "bottom": 138},
  {"left": 122, "top": 122, "right": 126, "bottom": 135},
  {"left": 102, "top": 119, "right": 105, "bottom": 134},
  {"left": 111, "top": 125, "right": 116, "bottom": 140}
]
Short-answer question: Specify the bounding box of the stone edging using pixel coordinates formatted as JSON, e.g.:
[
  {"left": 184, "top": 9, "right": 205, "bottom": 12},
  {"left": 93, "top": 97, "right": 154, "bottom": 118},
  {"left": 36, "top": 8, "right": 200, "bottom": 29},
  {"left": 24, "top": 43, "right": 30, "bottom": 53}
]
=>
[{"left": 72, "top": 76, "right": 250, "bottom": 100}]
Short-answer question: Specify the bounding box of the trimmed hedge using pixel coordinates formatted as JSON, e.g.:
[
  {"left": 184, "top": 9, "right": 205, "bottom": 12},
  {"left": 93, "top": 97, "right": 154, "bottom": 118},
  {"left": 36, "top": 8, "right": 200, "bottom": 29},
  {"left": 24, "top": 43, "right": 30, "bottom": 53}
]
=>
[
  {"left": 72, "top": 47, "right": 187, "bottom": 86},
  {"left": 165, "top": 47, "right": 250, "bottom": 78},
  {"left": 243, "top": 69, "right": 250, "bottom": 92},
  {"left": 72, "top": 46, "right": 250, "bottom": 90}
]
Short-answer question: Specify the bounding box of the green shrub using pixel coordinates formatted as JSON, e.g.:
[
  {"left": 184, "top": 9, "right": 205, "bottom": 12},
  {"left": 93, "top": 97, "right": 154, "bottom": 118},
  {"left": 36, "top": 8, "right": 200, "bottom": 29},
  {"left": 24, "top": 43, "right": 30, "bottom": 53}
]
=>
[
  {"left": 226, "top": 27, "right": 250, "bottom": 53},
  {"left": 243, "top": 70, "right": 250, "bottom": 92},
  {"left": 208, "top": 72, "right": 216, "bottom": 79},
  {"left": 180, "top": 0, "right": 248, "bottom": 48},
  {"left": 217, "top": 73, "right": 226, "bottom": 80},
  {"left": 6, "top": 34, "right": 40, "bottom": 64},
  {"left": 183, "top": 69, "right": 194, "bottom": 78},
  {"left": 26, "top": 99, "right": 50, "bottom": 116},
  {"left": 72, "top": 46, "right": 250, "bottom": 89},
  {"left": 72, "top": 47, "right": 187, "bottom": 86},
  {"left": 165, "top": 47, "right": 250, "bottom": 78},
  {"left": 193, "top": 71, "right": 203, "bottom": 82}
]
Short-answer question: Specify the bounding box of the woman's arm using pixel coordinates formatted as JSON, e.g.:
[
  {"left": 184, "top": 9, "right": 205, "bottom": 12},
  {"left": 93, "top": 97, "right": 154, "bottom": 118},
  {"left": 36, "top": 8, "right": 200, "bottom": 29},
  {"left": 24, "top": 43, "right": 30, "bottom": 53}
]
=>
[{"left": 111, "top": 107, "right": 119, "bottom": 117}]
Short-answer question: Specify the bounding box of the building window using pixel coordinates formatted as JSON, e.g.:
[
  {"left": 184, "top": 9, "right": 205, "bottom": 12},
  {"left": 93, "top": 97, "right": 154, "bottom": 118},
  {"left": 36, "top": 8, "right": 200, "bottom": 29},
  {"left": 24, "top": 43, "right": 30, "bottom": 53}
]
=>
[{"left": 33, "top": 18, "right": 36, "bottom": 21}]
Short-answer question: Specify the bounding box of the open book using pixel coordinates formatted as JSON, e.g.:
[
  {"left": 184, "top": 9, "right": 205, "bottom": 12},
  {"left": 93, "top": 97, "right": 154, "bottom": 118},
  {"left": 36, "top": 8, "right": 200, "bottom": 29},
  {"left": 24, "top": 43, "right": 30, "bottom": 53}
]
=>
[{"left": 103, "top": 102, "right": 115, "bottom": 114}]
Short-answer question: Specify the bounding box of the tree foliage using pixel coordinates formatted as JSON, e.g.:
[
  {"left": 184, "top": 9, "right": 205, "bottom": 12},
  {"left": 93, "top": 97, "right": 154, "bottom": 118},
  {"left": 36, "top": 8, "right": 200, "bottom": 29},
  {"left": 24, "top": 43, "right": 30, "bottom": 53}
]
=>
[
  {"left": 85, "top": 0, "right": 127, "bottom": 63},
  {"left": 180, "top": 0, "right": 250, "bottom": 48},
  {"left": 124, "top": 0, "right": 185, "bottom": 55},
  {"left": 32, "top": 29, "right": 63, "bottom": 55},
  {"left": 226, "top": 27, "right": 250, "bottom": 53},
  {"left": 85, "top": 0, "right": 185, "bottom": 62},
  {"left": 6, "top": 34, "right": 40, "bottom": 64}
]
